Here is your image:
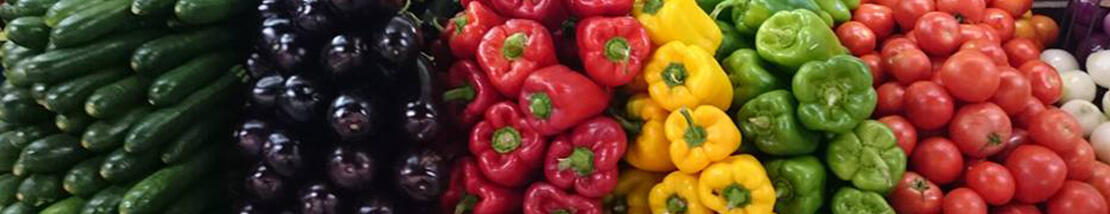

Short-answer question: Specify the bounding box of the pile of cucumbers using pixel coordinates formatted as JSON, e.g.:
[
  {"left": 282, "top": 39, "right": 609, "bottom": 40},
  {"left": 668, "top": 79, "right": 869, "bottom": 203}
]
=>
[{"left": 0, "top": 0, "right": 250, "bottom": 213}]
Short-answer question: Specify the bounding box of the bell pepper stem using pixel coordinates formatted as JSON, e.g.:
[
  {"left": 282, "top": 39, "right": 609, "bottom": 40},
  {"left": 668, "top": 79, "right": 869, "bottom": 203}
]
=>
[
  {"left": 491, "top": 127, "right": 522, "bottom": 154},
  {"left": 661, "top": 63, "right": 688, "bottom": 87},
  {"left": 558, "top": 147, "right": 596, "bottom": 176},
  {"left": 502, "top": 33, "right": 528, "bottom": 60},
  {"left": 529, "top": 93, "right": 553, "bottom": 119},
  {"left": 606, "top": 195, "right": 629, "bottom": 213},
  {"left": 553, "top": 210, "right": 571, "bottom": 214},
  {"left": 680, "top": 109, "right": 707, "bottom": 148},
  {"left": 723, "top": 184, "right": 752, "bottom": 209},
  {"left": 605, "top": 37, "right": 631, "bottom": 62},
  {"left": 641, "top": 0, "right": 664, "bottom": 14},
  {"left": 452, "top": 15, "right": 468, "bottom": 34},
  {"left": 824, "top": 87, "right": 842, "bottom": 107},
  {"left": 454, "top": 193, "right": 479, "bottom": 214},
  {"left": 666, "top": 195, "right": 689, "bottom": 213},
  {"left": 710, "top": 0, "right": 742, "bottom": 19},
  {"left": 772, "top": 177, "right": 792, "bottom": 201},
  {"left": 749, "top": 116, "right": 771, "bottom": 130},
  {"left": 443, "top": 84, "right": 477, "bottom": 102}
]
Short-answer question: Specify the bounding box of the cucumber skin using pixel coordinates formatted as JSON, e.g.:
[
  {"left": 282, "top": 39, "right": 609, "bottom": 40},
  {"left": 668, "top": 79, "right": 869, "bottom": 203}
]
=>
[
  {"left": 80, "top": 186, "right": 126, "bottom": 214},
  {"left": 16, "top": 174, "right": 64, "bottom": 207},
  {"left": 84, "top": 76, "right": 149, "bottom": 119},
  {"left": 49, "top": 0, "right": 133, "bottom": 48},
  {"left": 118, "top": 147, "right": 217, "bottom": 214},
  {"left": 99, "top": 147, "right": 161, "bottom": 183},
  {"left": 0, "top": 174, "right": 23, "bottom": 206},
  {"left": 148, "top": 50, "right": 239, "bottom": 106},
  {"left": 123, "top": 72, "right": 239, "bottom": 153},
  {"left": 5, "top": 16, "right": 49, "bottom": 50},
  {"left": 15, "top": 29, "right": 164, "bottom": 84},
  {"left": 130, "top": 24, "right": 238, "bottom": 76},
  {"left": 174, "top": 0, "right": 247, "bottom": 24},
  {"left": 81, "top": 108, "right": 152, "bottom": 152},
  {"left": 63, "top": 156, "right": 108, "bottom": 197},
  {"left": 54, "top": 113, "right": 94, "bottom": 134},
  {"left": 40, "top": 197, "right": 86, "bottom": 214},
  {"left": 43, "top": 67, "right": 129, "bottom": 114},
  {"left": 13, "top": 134, "right": 88, "bottom": 175}
]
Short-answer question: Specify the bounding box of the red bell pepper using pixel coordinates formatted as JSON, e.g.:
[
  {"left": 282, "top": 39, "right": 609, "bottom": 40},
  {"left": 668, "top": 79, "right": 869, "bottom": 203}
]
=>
[
  {"left": 518, "top": 65, "right": 609, "bottom": 136},
  {"left": 445, "top": 1, "right": 505, "bottom": 60},
  {"left": 566, "top": 0, "right": 632, "bottom": 17},
  {"left": 441, "top": 157, "right": 522, "bottom": 214},
  {"left": 576, "top": 16, "right": 652, "bottom": 87},
  {"left": 487, "top": 0, "right": 569, "bottom": 28},
  {"left": 524, "top": 182, "right": 603, "bottom": 214},
  {"left": 445, "top": 60, "right": 504, "bottom": 126},
  {"left": 477, "top": 19, "right": 558, "bottom": 97},
  {"left": 543, "top": 116, "right": 627, "bottom": 198},
  {"left": 469, "top": 102, "right": 548, "bottom": 187}
]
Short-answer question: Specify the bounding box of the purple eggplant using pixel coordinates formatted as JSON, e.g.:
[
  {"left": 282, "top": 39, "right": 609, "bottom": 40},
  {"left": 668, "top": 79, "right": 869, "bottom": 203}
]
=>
[
  {"left": 299, "top": 182, "right": 342, "bottom": 214},
  {"left": 244, "top": 164, "right": 289, "bottom": 201},
  {"left": 325, "top": 145, "right": 376, "bottom": 190},
  {"left": 328, "top": 91, "right": 378, "bottom": 141},
  {"left": 394, "top": 147, "right": 448, "bottom": 202},
  {"left": 234, "top": 119, "right": 274, "bottom": 160},
  {"left": 1070, "top": 0, "right": 1108, "bottom": 27},
  {"left": 264, "top": 130, "right": 307, "bottom": 177}
]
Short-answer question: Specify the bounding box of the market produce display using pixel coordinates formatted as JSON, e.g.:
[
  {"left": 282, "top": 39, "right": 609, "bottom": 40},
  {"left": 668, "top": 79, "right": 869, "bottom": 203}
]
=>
[{"left": 0, "top": 0, "right": 249, "bottom": 212}]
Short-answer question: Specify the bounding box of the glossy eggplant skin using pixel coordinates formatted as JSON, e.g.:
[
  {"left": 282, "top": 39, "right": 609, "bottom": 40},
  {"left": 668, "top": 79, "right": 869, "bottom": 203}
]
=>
[
  {"left": 299, "top": 182, "right": 342, "bottom": 214},
  {"left": 320, "top": 34, "right": 370, "bottom": 79},
  {"left": 398, "top": 56, "right": 447, "bottom": 145},
  {"left": 251, "top": 74, "right": 285, "bottom": 110},
  {"left": 235, "top": 119, "right": 275, "bottom": 161},
  {"left": 279, "top": 75, "right": 331, "bottom": 123},
  {"left": 325, "top": 145, "right": 375, "bottom": 191},
  {"left": 259, "top": 0, "right": 292, "bottom": 18},
  {"left": 327, "top": 90, "right": 378, "bottom": 141},
  {"left": 244, "top": 163, "right": 289, "bottom": 202},
  {"left": 352, "top": 194, "right": 396, "bottom": 214},
  {"left": 258, "top": 18, "right": 315, "bottom": 73},
  {"left": 371, "top": 15, "right": 423, "bottom": 67},
  {"left": 264, "top": 129, "right": 307, "bottom": 177},
  {"left": 292, "top": 0, "right": 337, "bottom": 38},
  {"left": 394, "top": 147, "right": 448, "bottom": 202}
]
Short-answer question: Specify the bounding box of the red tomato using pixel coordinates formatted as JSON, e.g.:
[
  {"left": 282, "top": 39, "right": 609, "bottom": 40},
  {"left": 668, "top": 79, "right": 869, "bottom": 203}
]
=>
[
  {"left": 966, "top": 161, "right": 1016, "bottom": 205},
  {"left": 1087, "top": 162, "right": 1110, "bottom": 208},
  {"left": 914, "top": 12, "right": 963, "bottom": 56},
  {"left": 993, "top": 129, "right": 1029, "bottom": 163},
  {"left": 939, "top": 50, "right": 1002, "bottom": 102},
  {"left": 880, "top": 115, "right": 918, "bottom": 154},
  {"left": 894, "top": 0, "right": 935, "bottom": 31},
  {"left": 913, "top": 137, "right": 965, "bottom": 185},
  {"left": 861, "top": 53, "right": 885, "bottom": 84},
  {"left": 904, "top": 81, "right": 954, "bottom": 130},
  {"left": 982, "top": 8, "right": 1016, "bottom": 42},
  {"left": 891, "top": 172, "right": 944, "bottom": 214},
  {"left": 937, "top": 0, "right": 986, "bottom": 23},
  {"left": 1005, "top": 38, "right": 1043, "bottom": 67},
  {"left": 837, "top": 21, "right": 878, "bottom": 56},
  {"left": 1028, "top": 109, "right": 1082, "bottom": 154},
  {"left": 992, "top": 0, "right": 1032, "bottom": 17},
  {"left": 1047, "top": 181, "right": 1109, "bottom": 214},
  {"left": 994, "top": 203, "right": 1043, "bottom": 214},
  {"left": 960, "top": 24, "right": 1000, "bottom": 44},
  {"left": 1030, "top": 15, "right": 1059, "bottom": 46},
  {"left": 1061, "top": 140, "right": 1096, "bottom": 180},
  {"left": 882, "top": 37, "right": 918, "bottom": 53},
  {"left": 1014, "top": 98, "right": 1047, "bottom": 129},
  {"left": 943, "top": 188, "right": 988, "bottom": 214},
  {"left": 875, "top": 82, "right": 905, "bottom": 116},
  {"left": 875, "top": 0, "right": 898, "bottom": 8},
  {"left": 991, "top": 68, "right": 1034, "bottom": 115},
  {"left": 1006, "top": 145, "right": 1068, "bottom": 203},
  {"left": 854, "top": 4, "right": 896, "bottom": 40},
  {"left": 883, "top": 42, "right": 932, "bottom": 85},
  {"left": 950, "top": 103, "right": 1012, "bottom": 158},
  {"left": 1018, "top": 60, "right": 1062, "bottom": 104},
  {"left": 1014, "top": 18, "right": 1037, "bottom": 43}
]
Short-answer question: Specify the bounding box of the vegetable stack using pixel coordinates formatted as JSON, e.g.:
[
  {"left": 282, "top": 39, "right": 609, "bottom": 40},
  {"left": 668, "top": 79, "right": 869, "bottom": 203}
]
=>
[{"left": 0, "top": 0, "right": 251, "bottom": 213}]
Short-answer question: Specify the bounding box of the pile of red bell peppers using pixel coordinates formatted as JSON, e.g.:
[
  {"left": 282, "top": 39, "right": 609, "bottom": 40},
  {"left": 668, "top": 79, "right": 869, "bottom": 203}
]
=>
[{"left": 437, "top": 0, "right": 650, "bottom": 213}]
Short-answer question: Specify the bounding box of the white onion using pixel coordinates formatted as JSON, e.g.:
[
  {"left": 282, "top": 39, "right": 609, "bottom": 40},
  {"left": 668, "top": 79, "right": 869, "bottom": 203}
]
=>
[
  {"left": 1059, "top": 70, "right": 1098, "bottom": 103},
  {"left": 1060, "top": 100, "right": 1106, "bottom": 137},
  {"left": 1043, "top": 49, "right": 1079, "bottom": 73}
]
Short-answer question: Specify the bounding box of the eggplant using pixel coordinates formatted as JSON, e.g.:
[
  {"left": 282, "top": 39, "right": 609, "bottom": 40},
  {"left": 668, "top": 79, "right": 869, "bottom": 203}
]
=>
[
  {"left": 1070, "top": 0, "right": 1107, "bottom": 27},
  {"left": 372, "top": 15, "right": 423, "bottom": 67},
  {"left": 234, "top": 119, "right": 274, "bottom": 160},
  {"left": 325, "top": 145, "right": 376, "bottom": 190},
  {"left": 399, "top": 55, "right": 446, "bottom": 145},
  {"left": 280, "top": 75, "right": 331, "bottom": 123},
  {"left": 328, "top": 90, "right": 379, "bottom": 141},
  {"left": 244, "top": 163, "right": 289, "bottom": 202},
  {"left": 1077, "top": 33, "right": 1110, "bottom": 65},
  {"left": 321, "top": 34, "right": 370, "bottom": 79},
  {"left": 292, "top": 0, "right": 337, "bottom": 38},
  {"left": 352, "top": 194, "right": 396, "bottom": 214},
  {"left": 264, "top": 129, "right": 307, "bottom": 177},
  {"left": 258, "top": 18, "right": 313, "bottom": 73},
  {"left": 251, "top": 74, "right": 285, "bottom": 110},
  {"left": 299, "top": 182, "right": 341, "bottom": 214},
  {"left": 246, "top": 52, "right": 278, "bottom": 79},
  {"left": 394, "top": 147, "right": 448, "bottom": 202},
  {"left": 259, "top": 0, "right": 292, "bottom": 19}
]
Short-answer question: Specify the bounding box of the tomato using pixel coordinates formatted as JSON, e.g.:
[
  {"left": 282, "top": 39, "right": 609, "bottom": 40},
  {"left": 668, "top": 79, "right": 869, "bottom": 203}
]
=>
[
  {"left": 993, "top": 129, "right": 1029, "bottom": 163},
  {"left": 1005, "top": 38, "right": 1042, "bottom": 67},
  {"left": 1014, "top": 98, "right": 1047, "bottom": 129},
  {"left": 904, "top": 81, "right": 954, "bottom": 130},
  {"left": 1014, "top": 19, "right": 1037, "bottom": 43},
  {"left": 936, "top": 0, "right": 985, "bottom": 23},
  {"left": 882, "top": 37, "right": 918, "bottom": 53},
  {"left": 939, "top": 51, "right": 1001, "bottom": 102},
  {"left": 982, "top": 8, "right": 1016, "bottom": 42},
  {"left": 894, "top": 0, "right": 935, "bottom": 31},
  {"left": 914, "top": 12, "right": 962, "bottom": 56},
  {"left": 1061, "top": 140, "right": 1096, "bottom": 180},
  {"left": 880, "top": 115, "right": 918, "bottom": 154},
  {"left": 960, "top": 24, "right": 1000, "bottom": 45},
  {"left": 1087, "top": 162, "right": 1110, "bottom": 208},
  {"left": 882, "top": 41, "right": 932, "bottom": 85},
  {"left": 913, "top": 137, "right": 965, "bottom": 185},
  {"left": 861, "top": 53, "right": 885, "bottom": 84},
  {"left": 992, "top": 0, "right": 1032, "bottom": 17},
  {"left": 891, "top": 172, "right": 943, "bottom": 214},
  {"left": 1047, "top": 181, "right": 1109, "bottom": 214},
  {"left": 994, "top": 203, "right": 1043, "bottom": 214},
  {"left": 960, "top": 39, "right": 1008, "bottom": 66},
  {"left": 875, "top": 82, "right": 904, "bottom": 116},
  {"left": 1030, "top": 15, "right": 1059, "bottom": 46},
  {"left": 1018, "top": 60, "right": 1062, "bottom": 104},
  {"left": 966, "top": 161, "right": 1016, "bottom": 205},
  {"left": 950, "top": 103, "right": 1012, "bottom": 158},
  {"left": 875, "top": 0, "right": 898, "bottom": 8},
  {"left": 991, "top": 68, "right": 1034, "bottom": 115},
  {"left": 854, "top": 4, "right": 896, "bottom": 40},
  {"left": 837, "top": 21, "right": 878, "bottom": 56},
  {"left": 1006, "top": 145, "right": 1068, "bottom": 203},
  {"left": 943, "top": 188, "right": 988, "bottom": 214},
  {"left": 1028, "top": 109, "right": 1082, "bottom": 153}
]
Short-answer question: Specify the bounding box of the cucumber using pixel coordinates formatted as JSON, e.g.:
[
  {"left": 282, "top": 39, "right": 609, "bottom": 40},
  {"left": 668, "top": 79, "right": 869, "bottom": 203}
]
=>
[
  {"left": 0, "top": 122, "right": 13, "bottom": 133},
  {"left": 161, "top": 184, "right": 216, "bottom": 214},
  {"left": 148, "top": 50, "right": 239, "bottom": 106},
  {"left": 50, "top": 0, "right": 134, "bottom": 48},
  {"left": 99, "top": 147, "right": 160, "bottom": 183},
  {"left": 118, "top": 146, "right": 215, "bottom": 214},
  {"left": 44, "top": 67, "right": 129, "bottom": 114},
  {"left": 43, "top": 0, "right": 87, "bottom": 27},
  {"left": 40, "top": 197, "right": 85, "bottom": 214},
  {"left": 1, "top": 41, "right": 41, "bottom": 69},
  {"left": 80, "top": 108, "right": 151, "bottom": 152},
  {"left": 14, "top": 0, "right": 60, "bottom": 13},
  {"left": 123, "top": 72, "right": 239, "bottom": 153},
  {"left": 0, "top": 3, "right": 40, "bottom": 22},
  {"left": 54, "top": 113, "right": 93, "bottom": 134},
  {"left": 0, "top": 135, "right": 22, "bottom": 171},
  {"left": 0, "top": 174, "right": 22, "bottom": 205},
  {"left": 84, "top": 76, "right": 149, "bottom": 119},
  {"left": 30, "top": 83, "right": 49, "bottom": 106},
  {"left": 14, "top": 29, "right": 165, "bottom": 84},
  {"left": 174, "top": 0, "right": 247, "bottom": 24},
  {"left": 16, "top": 174, "right": 64, "bottom": 207},
  {"left": 131, "top": 0, "right": 176, "bottom": 16},
  {"left": 0, "top": 89, "right": 52, "bottom": 124},
  {"left": 130, "top": 24, "right": 239, "bottom": 76},
  {"left": 13, "top": 134, "right": 88, "bottom": 175},
  {"left": 4, "top": 16, "right": 49, "bottom": 50},
  {"left": 63, "top": 156, "right": 107, "bottom": 197},
  {"left": 161, "top": 113, "right": 228, "bottom": 164},
  {"left": 0, "top": 202, "right": 33, "bottom": 214},
  {"left": 80, "top": 186, "right": 125, "bottom": 214},
  {"left": 0, "top": 123, "right": 57, "bottom": 148}
]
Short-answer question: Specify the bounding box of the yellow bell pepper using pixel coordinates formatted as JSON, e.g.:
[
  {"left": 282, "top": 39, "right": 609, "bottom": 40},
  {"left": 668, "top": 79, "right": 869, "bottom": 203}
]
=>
[
  {"left": 665, "top": 105, "right": 741, "bottom": 174},
  {"left": 644, "top": 41, "right": 733, "bottom": 111},
  {"left": 606, "top": 168, "right": 665, "bottom": 214},
  {"left": 632, "top": 0, "right": 722, "bottom": 53},
  {"left": 697, "top": 155, "right": 776, "bottom": 214},
  {"left": 624, "top": 94, "right": 676, "bottom": 172},
  {"left": 650, "top": 171, "right": 711, "bottom": 214}
]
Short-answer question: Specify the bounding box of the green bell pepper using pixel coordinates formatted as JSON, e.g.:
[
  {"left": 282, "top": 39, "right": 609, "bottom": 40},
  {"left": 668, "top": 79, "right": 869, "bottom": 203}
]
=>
[
  {"left": 815, "top": 0, "right": 851, "bottom": 23},
  {"left": 827, "top": 120, "right": 906, "bottom": 194},
  {"left": 842, "top": 0, "right": 859, "bottom": 9},
  {"left": 712, "top": 0, "right": 833, "bottom": 35},
  {"left": 755, "top": 9, "right": 847, "bottom": 72},
  {"left": 765, "top": 156, "right": 825, "bottom": 214},
  {"left": 736, "top": 90, "right": 819, "bottom": 155},
  {"left": 715, "top": 20, "right": 751, "bottom": 60},
  {"left": 721, "top": 48, "right": 780, "bottom": 108},
  {"left": 831, "top": 187, "right": 895, "bottom": 214},
  {"left": 791, "top": 55, "right": 876, "bottom": 133}
]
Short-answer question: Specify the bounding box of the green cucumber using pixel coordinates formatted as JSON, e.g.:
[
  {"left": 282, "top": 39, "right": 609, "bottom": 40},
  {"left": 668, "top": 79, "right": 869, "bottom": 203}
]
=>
[
  {"left": 54, "top": 113, "right": 93, "bottom": 134},
  {"left": 63, "top": 156, "right": 107, "bottom": 197},
  {"left": 14, "top": 29, "right": 165, "bottom": 84},
  {"left": 123, "top": 72, "right": 239, "bottom": 153},
  {"left": 99, "top": 147, "right": 160, "bottom": 183},
  {"left": 0, "top": 3, "right": 40, "bottom": 22},
  {"left": 130, "top": 24, "right": 239, "bottom": 76},
  {"left": 161, "top": 113, "right": 228, "bottom": 164},
  {"left": 0, "top": 202, "right": 34, "bottom": 214},
  {"left": 161, "top": 184, "right": 216, "bottom": 214},
  {"left": 0, "top": 88, "right": 52, "bottom": 124},
  {"left": 16, "top": 174, "right": 64, "bottom": 207},
  {"left": 173, "top": 0, "right": 247, "bottom": 24},
  {"left": 0, "top": 122, "right": 13, "bottom": 133},
  {"left": 119, "top": 146, "right": 215, "bottom": 214},
  {"left": 1, "top": 41, "right": 41, "bottom": 69},
  {"left": 44, "top": 67, "right": 129, "bottom": 114},
  {"left": 84, "top": 76, "right": 149, "bottom": 119},
  {"left": 80, "top": 108, "right": 151, "bottom": 152},
  {"left": 0, "top": 174, "right": 22, "bottom": 205},
  {"left": 30, "top": 83, "right": 49, "bottom": 106},
  {"left": 148, "top": 50, "right": 238, "bottom": 106},
  {"left": 43, "top": 0, "right": 89, "bottom": 27},
  {"left": 0, "top": 135, "right": 21, "bottom": 171},
  {"left": 5, "top": 16, "right": 48, "bottom": 50},
  {"left": 50, "top": 0, "right": 134, "bottom": 48},
  {"left": 80, "top": 186, "right": 125, "bottom": 214},
  {"left": 131, "top": 0, "right": 176, "bottom": 16},
  {"left": 40, "top": 197, "right": 85, "bottom": 214},
  {"left": 13, "top": 134, "right": 87, "bottom": 175},
  {"left": 0, "top": 123, "right": 57, "bottom": 148}
]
